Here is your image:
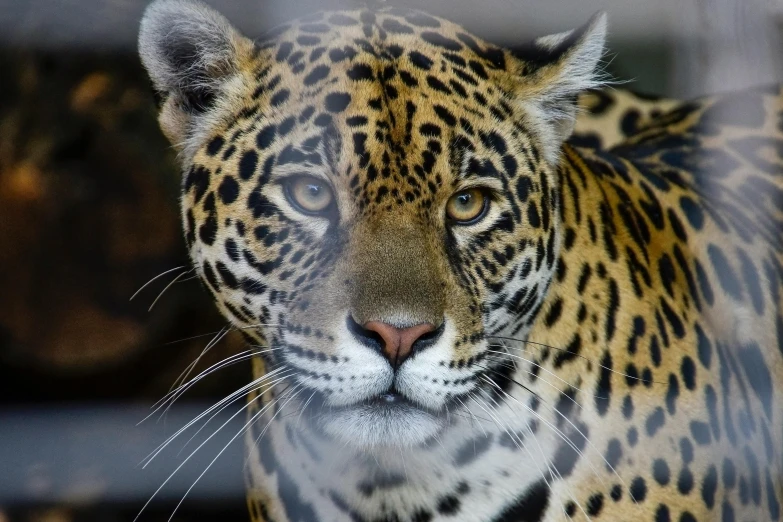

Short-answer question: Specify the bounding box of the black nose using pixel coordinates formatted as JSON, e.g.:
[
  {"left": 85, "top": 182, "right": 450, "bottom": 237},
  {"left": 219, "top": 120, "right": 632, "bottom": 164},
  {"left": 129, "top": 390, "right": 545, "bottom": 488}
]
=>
[{"left": 346, "top": 316, "right": 445, "bottom": 369}]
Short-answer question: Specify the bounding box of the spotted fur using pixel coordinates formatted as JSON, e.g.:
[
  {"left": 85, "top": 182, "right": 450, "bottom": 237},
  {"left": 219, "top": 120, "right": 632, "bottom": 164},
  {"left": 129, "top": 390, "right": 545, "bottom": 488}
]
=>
[
  {"left": 572, "top": 89, "right": 679, "bottom": 150},
  {"left": 139, "top": 2, "right": 783, "bottom": 521}
]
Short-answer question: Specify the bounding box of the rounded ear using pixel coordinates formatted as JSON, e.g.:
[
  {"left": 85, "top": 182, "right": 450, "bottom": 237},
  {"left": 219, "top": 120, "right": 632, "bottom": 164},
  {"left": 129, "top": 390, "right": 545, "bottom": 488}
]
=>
[
  {"left": 510, "top": 13, "right": 608, "bottom": 163},
  {"left": 138, "top": 0, "right": 255, "bottom": 146}
]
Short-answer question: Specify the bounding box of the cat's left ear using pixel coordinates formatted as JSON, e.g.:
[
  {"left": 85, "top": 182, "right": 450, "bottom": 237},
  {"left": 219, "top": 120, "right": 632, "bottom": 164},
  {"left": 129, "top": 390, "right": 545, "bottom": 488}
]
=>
[{"left": 509, "top": 13, "right": 608, "bottom": 162}]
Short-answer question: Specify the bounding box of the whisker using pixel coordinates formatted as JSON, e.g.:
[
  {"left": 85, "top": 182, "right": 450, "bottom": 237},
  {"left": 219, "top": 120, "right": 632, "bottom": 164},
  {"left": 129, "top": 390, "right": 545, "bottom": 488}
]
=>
[
  {"left": 478, "top": 383, "right": 570, "bottom": 516},
  {"left": 160, "top": 334, "right": 283, "bottom": 421},
  {"left": 175, "top": 275, "right": 200, "bottom": 283},
  {"left": 252, "top": 383, "right": 306, "bottom": 445},
  {"left": 167, "top": 327, "right": 231, "bottom": 400},
  {"left": 142, "top": 378, "right": 286, "bottom": 471},
  {"left": 295, "top": 390, "right": 318, "bottom": 430},
  {"left": 142, "top": 348, "right": 275, "bottom": 422},
  {"left": 477, "top": 366, "right": 607, "bottom": 482},
  {"left": 454, "top": 396, "right": 490, "bottom": 436},
  {"left": 447, "top": 407, "right": 494, "bottom": 425},
  {"left": 148, "top": 269, "right": 194, "bottom": 312},
  {"left": 480, "top": 354, "right": 629, "bottom": 493},
  {"left": 177, "top": 356, "right": 290, "bottom": 452},
  {"left": 478, "top": 376, "right": 593, "bottom": 521},
  {"left": 476, "top": 352, "right": 542, "bottom": 401},
  {"left": 130, "top": 265, "right": 187, "bottom": 302},
  {"left": 166, "top": 383, "right": 306, "bottom": 522},
  {"left": 134, "top": 381, "right": 272, "bottom": 522},
  {"left": 467, "top": 393, "right": 557, "bottom": 501},
  {"left": 487, "top": 335, "right": 664, "bottom": 385},
  {"left": 161, "top": 322, "right": 282, "bottom": 346},
  {"left": 485, "top": 347, "right": 607, "bottom": 400},
  {"left": 140, "top": 368, "right": 291, "bottom": 468},
  {"left": 176, "top": 350, "right": 275, "bottom": 391}
]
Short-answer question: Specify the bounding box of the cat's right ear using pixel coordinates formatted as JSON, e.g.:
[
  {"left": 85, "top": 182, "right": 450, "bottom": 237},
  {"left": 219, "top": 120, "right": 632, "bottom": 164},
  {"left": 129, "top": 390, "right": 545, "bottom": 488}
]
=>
[{"left": 138, "top": 0, "right": 255, "bottom": 147}]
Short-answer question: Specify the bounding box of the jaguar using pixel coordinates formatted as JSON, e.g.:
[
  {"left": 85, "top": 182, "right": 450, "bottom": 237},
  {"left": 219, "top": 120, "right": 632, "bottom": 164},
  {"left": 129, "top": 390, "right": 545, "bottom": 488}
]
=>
[{"left": 138, "top": 1, "right": 783, "bottom": 520}]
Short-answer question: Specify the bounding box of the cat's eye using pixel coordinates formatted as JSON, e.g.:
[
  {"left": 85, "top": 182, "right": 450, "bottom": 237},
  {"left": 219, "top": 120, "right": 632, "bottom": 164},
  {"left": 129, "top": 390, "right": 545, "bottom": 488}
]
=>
[
  {"left": 284, "top": 176, "right": 334, "bottom": 215},
  {"left": 446, "top": 188, "right": 489, "bottom": 224}
]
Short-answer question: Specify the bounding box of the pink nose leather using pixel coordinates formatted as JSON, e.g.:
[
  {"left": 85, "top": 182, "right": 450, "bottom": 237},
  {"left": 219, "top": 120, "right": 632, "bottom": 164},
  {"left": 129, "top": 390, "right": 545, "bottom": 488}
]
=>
[{"left": 363, "top": 321, "right": 435, "bottom": 368}]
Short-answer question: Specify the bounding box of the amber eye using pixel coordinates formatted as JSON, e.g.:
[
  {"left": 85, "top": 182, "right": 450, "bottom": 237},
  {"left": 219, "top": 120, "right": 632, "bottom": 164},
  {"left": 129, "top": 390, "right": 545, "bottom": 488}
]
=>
[
  {"left": 285, "top": 176, "right": 334, "bottom": 215},
  {"left": 446, "top": 188, "right": 489, "bottom": 224}
]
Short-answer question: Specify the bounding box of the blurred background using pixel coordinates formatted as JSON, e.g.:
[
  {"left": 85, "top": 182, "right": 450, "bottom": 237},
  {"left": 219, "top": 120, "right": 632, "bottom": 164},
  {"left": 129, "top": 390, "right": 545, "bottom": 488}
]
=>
[{"left": 1, "top": 0, "right": 782, "bottom": 520}]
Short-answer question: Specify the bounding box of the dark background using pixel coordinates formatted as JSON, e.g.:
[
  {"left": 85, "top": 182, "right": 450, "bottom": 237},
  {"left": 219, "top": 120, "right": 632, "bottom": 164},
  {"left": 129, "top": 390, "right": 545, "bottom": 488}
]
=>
[{"left": 1, "top": 0, "right": 781, "bottom": 520}]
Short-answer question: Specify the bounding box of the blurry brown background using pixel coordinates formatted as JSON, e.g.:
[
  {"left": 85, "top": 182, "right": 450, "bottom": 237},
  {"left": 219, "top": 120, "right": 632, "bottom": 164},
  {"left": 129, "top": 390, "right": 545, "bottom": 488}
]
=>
[
  {"left": 1, "top": 0, "right": 782, "bottom": 521},
  {"left": 0, "top": 45, "right": 252, "bottom": 522}
]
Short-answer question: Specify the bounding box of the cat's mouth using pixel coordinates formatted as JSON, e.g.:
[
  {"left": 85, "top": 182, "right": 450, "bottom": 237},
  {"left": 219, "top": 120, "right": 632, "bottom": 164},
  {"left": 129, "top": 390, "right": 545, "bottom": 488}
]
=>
[
  {"left": 284, "top": 350, "right": 512, "bottom": 449},
  {"left": 318, "top": 392, "right": 446, "bottom": 448},
  {"left": 289, "top": 383, "right": 447, "bottom": 448}
]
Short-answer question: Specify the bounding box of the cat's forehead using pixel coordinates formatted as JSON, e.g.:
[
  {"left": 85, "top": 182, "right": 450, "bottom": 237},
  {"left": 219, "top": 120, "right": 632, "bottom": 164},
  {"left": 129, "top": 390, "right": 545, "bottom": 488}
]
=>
[{"left": 258, "top": 8, "right": 507, "bottom": 72}]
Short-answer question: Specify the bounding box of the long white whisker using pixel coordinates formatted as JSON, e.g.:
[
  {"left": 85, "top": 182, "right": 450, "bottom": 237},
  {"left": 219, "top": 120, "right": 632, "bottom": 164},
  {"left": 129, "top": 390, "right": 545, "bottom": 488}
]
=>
[
  {"left": 455, "top": 396, "right": 489, "bottom": 436},
  {"left": 167, "top": 326, "right": 230, "bottom": 401},
  {"left": 166, "top": 383, "right": 306, "bottom": 522},
  {"left": 174, "top": 275, "right": 200, "bottom": 283},
  {"left": 483, "top": 348, "right": 628, "bottom": 488},
  {"left": 252, "top": 383, "right": 305, "bottom": 445},
  {"left": 164, "top": 350, "right": 258, "bottom": 403},
  {"left": 477, "top": 370, "right": 606, "bottom": 487},
  {"left": 487, "top": 335, "right": 663, "bottom": 385},
  {"left": 480, "top": 376, "right": 593, "bottom": 521},
  {"left": 295, "top": 391, "right": 317, "bottom": 430},
  {"left": 489, "top": 379, "right": 577, "bottom": 519},
  {"left": 149, "top": 269, "right": 193, "bottom": 312},
  {"left": 130, "top": 265, "right": 187, "bottom": 301},
  {"left": 140, "top": 368, "right": 291, "bottom": 468},
  {"left": 177, "top": 360, "right": 289, "bottom": 453},
  {"left": 468, "top": 393, "right": 555, "bottom": 497},
  {"left": 134, "top": 382, "right": 270, "bottom": 522},
  {"left": 161, "top": 322, "right": 282, "bottom": 346},
  {"left": 142, "top": 349, "right": 277, "bottom": 423},
  {"left": 486, "top": 346, "right": 603, "bottom": 398}
]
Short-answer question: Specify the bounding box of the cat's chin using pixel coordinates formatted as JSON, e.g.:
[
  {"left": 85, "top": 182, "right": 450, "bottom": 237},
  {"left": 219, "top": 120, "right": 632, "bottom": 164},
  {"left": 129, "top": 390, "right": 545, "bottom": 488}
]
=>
[{"left": 318, "top": 393, "right": 446, "bottom": 449}]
